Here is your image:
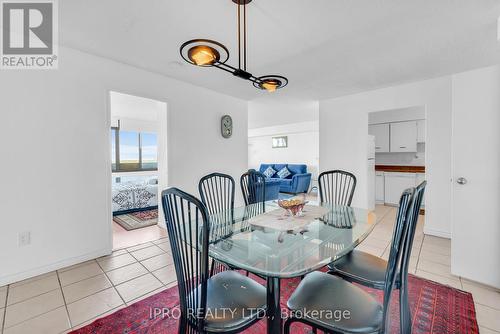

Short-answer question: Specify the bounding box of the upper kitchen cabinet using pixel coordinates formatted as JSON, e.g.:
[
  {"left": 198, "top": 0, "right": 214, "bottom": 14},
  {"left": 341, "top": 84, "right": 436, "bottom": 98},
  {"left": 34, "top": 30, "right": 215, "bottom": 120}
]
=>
[
  {"left": 369, "top": 123, "right": 390, "bottom": 152},
  {"left": 390, "top": 121, "right": 417, "bottom": 152},
  {"left": 417, "top": 120, "right": 426, "bottom": 143}
]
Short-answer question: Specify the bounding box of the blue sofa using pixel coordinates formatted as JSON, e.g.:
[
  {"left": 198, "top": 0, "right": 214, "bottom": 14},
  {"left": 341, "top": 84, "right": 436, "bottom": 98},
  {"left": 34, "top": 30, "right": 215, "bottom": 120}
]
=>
[
  {"left": 247, "top": 172, "right": 281, "bottom": 201},
  {"left": 259, "top": 164, "right": 312, "bottom": 194}
]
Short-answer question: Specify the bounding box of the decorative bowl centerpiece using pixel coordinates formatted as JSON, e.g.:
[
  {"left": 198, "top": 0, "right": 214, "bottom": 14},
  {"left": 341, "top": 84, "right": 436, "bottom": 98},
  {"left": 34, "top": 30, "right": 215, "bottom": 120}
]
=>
[{"left": 278, "top": 195, "right": 308, "bottom": 217}]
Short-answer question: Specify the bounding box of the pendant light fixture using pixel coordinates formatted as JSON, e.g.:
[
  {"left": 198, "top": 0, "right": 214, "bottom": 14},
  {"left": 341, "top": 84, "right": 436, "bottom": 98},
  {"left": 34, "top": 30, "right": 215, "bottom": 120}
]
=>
[{"left": 180, "top": 0, "right": 288, "bottom": 92}]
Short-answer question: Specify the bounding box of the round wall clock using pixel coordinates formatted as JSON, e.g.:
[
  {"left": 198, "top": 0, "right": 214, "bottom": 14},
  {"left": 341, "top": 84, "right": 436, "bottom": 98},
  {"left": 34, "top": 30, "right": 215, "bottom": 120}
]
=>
[{"left": 221, "top": 115, "right": 233, "bottom": 138}]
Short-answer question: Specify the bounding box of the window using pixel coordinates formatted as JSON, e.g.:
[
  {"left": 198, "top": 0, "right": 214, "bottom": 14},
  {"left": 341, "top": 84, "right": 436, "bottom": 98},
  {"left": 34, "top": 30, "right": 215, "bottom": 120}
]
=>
[
  {"left": 140, "top": 132, "right": 158, "bottom": 170},
  {"left": 119, "top": 131, "right": 140, "bottom": 171},
  {"left": 272, "top": 136, "right": 288, "bottom": 148},
  {"left": 111, "top": 129, "right": 158, "bottom": 172}
]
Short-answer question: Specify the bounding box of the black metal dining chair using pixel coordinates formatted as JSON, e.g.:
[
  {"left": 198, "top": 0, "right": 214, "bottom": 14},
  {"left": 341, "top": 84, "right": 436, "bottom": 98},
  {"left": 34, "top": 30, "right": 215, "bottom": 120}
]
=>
[
  {"left": 199, "top": 172, "right": 235, "bottom": 218},
  {"left": 397, "top": 180, "right": 427, "bottom": 332},
  {"left": 328, "top": 181, "right": 426, "bottom": 333},
  {"left": 161, "top": 187, "right": 267, "bottom": 334},
  {"left": 240, "top": 170, "right": 266, "bottom": 217},
  {"left": 318, "top": 170, "right": 357, "bottom": 206},
  {"left": 319, "top": 170, "right": 357, "bottom": 275},
  {"left": 199, "top": 173, "right": 236, "bottom": 275},
  {"left": 284, "top": 188, "right": 415, "bottom": 334},
  {"left": 239, "top": 170, "right": 271, "bottom": 278}
]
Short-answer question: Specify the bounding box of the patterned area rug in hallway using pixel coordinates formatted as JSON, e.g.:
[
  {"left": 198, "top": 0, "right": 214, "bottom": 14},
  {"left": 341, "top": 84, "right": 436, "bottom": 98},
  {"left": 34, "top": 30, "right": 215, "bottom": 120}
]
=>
[
  {"left": 70, "top": 273, "right": 478, "bottom": 334},
  {"left": 113, "top": 209, "right": 158, "bottom": 231}
]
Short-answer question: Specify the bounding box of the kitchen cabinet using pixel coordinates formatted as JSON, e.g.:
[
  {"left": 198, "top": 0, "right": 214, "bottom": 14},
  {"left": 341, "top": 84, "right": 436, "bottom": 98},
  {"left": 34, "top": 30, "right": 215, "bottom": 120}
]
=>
[
  {"left": 417, "top": 120, "right": 426, "bottom": 143},
  {"left": 384, "top": 172, "right": 416, "bottom": 205},
  {"left": 375, "top": 172, "right": 384, "bottom": 203},
  {"left": 390, "top": 121, "right": 417, "bottom": 152},
  {"left": 368, "top": 124, "right": 390, "bottom": 153}
]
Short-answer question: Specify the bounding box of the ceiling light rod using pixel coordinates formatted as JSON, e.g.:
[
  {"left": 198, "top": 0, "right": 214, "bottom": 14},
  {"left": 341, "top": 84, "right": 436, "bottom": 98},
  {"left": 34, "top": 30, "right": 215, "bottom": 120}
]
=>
[
  {"left": 237, "top": 0, "right": 247, "bottom": 71},
  {"left": 179, "top": 0, "right": 288, "bottom": 92}
]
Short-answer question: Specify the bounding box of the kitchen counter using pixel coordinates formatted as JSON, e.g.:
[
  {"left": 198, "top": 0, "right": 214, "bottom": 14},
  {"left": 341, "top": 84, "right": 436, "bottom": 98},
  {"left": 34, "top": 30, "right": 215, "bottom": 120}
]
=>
[{"left": 375, "top": 165, "right": 425, "bottom": 173}]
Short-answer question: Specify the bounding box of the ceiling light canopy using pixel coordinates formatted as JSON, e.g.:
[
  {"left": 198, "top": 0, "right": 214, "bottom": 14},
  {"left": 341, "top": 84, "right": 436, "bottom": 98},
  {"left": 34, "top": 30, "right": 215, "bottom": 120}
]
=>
[{"left": 179, "top": 0, "right": 288, "bottom": 92}]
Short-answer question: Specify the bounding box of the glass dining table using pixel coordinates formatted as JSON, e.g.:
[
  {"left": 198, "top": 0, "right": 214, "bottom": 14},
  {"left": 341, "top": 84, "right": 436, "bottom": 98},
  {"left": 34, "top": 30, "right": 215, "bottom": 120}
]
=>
[{"left": 205, "top": 201, "right": 377, "bottom": 334}]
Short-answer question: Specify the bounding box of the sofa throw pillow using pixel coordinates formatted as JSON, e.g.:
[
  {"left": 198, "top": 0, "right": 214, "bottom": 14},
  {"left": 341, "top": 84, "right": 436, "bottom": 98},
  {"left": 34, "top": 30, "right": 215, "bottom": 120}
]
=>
[
  {"left": 277, "top": 167, "right": 291, "bottom": 179},
  {"left": 263, "top": 166, "right": 276, "bottom": 178}
]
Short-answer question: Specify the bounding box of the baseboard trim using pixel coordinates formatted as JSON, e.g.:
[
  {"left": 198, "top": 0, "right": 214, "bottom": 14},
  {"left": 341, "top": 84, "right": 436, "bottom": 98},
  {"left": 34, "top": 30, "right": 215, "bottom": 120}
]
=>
[
  {"left": 0, "top": 248, "right": 111, "bottom": 287},
  {"left": 423, "top": 227, "right": 451, "bottom": 239}
]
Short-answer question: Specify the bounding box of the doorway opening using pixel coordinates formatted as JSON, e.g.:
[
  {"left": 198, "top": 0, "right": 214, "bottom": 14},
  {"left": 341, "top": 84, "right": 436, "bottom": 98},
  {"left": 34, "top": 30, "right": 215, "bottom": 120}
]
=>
[
  {"left": 109, "top": 91, "right": 168, "bottom": 250},
  {"left": 368, "top": 106, "right": 426, "bottom": 207},
  {"left": 367, "top": 106, "right": 426, "bottom": 231},
  {"left": 246, "top": 100, "right": 320, "bottom": 203},
  {"left": 247, "top": 123, "right": 320, "bottom": 202}
]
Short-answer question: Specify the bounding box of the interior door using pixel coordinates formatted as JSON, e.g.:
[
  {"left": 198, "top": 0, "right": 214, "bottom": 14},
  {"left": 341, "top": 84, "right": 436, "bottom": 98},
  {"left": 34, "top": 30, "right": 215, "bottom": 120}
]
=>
[{"left": 451, "top": 67, "right": 500, "bottom": 288}]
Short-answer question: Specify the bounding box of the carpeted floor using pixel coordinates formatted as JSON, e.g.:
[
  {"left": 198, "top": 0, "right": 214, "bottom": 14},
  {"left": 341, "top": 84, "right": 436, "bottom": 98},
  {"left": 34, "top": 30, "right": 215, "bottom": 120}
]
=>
[
  {"left": 70, "top": 272, "right": 478, "bottom": 334},
  {"left": 113, "top": 209, "right": 158, "bottom": 231}
]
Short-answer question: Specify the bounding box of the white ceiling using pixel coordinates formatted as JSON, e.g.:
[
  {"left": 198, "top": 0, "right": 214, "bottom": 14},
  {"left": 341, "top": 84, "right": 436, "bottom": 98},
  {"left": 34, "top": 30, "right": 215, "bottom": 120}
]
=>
[
  {"left": 60, "top": 0, "right": 500, "bottom": 101},
  {"left": 110, "top": 91, "right": 164, "bottom": 121}
]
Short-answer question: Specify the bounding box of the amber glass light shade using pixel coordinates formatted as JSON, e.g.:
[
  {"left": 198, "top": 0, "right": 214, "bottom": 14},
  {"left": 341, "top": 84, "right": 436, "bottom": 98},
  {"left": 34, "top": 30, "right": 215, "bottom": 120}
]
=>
[
  {"left": 261, "top": 80, "right": 279, "bottom": 92},
  {"left": 253, "top": 75, "right": 288, "bottom": 92},
  {"left": 188, "top": 45, "right": 220, "bottom": 66}
]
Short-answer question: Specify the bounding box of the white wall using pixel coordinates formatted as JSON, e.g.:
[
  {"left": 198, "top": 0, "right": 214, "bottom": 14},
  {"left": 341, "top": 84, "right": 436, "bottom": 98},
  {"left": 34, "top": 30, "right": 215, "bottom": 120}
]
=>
[
  {"left": 0, "top": 46, "right": 248, "bottom": 286},
  {"left": 248, "top": 121, "right": 319, "bottom": 178},
  {"left": 320, "top": 76, "right": 452, "bottom": 238},
  {"left": 248, "top": 98, "right": 319, "bottom": 129},
  {"left": 368, "top": 106, "right": 425, "bottom": 124},
  {"left": 110, "top": 91, "right": 163, "bottom": 133},
  {"left": 110, "top": 91, "right": 163, "bottom": 121}
]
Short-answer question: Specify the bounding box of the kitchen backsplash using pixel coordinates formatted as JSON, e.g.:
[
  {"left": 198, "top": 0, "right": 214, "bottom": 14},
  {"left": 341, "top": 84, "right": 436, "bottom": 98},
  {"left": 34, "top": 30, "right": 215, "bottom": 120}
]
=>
[{"left": 375, "top": 143, "right": 425, "bottom": 166}]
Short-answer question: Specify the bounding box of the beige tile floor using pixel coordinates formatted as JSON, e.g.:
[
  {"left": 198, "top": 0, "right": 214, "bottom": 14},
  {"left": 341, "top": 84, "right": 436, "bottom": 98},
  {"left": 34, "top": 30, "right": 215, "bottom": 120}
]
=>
[
  {"left": 112, "top": 221, "right": 167, "bottom": 250},
  {"left": 1, "top": 205, "right": 499, "bottom": 333}
]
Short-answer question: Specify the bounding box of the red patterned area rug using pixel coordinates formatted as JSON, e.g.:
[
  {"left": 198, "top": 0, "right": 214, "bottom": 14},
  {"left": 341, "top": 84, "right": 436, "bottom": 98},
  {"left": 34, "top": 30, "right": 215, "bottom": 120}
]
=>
[
  {"left": 70, "top": 273, "right": 478, "bottom": 334},
  {"left": 113, "top": 209, "right": 158, "bottom": 231}
]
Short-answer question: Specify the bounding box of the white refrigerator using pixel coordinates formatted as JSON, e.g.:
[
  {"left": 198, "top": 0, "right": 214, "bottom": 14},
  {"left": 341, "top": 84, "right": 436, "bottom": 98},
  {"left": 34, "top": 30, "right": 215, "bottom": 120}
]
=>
[{"left": 367, "top": 135, "right": 376, "bottom": 210}]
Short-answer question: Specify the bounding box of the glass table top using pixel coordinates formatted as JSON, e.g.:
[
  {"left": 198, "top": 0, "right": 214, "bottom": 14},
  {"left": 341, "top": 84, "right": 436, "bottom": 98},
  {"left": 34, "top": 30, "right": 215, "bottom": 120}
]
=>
[{"left": 205, "top": 201, "right": 377, "bottom": 278}]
